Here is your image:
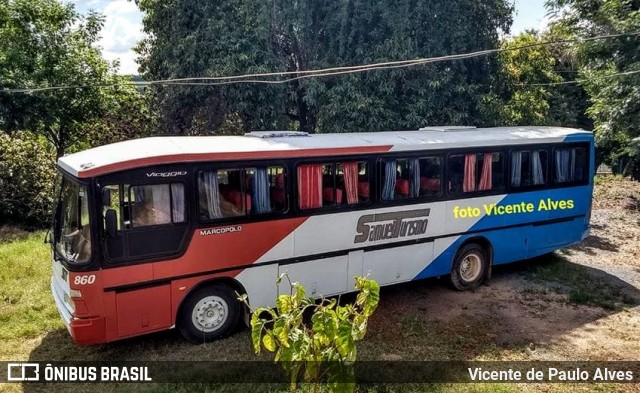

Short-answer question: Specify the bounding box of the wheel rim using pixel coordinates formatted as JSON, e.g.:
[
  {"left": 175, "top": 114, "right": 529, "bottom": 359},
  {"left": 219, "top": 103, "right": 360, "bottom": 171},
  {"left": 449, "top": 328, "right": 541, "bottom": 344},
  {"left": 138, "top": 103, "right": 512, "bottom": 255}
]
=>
[
  {"left": 460, "top": 253, "right": 482, "bottom": 282},
  {"left": 192, "top": 295, "right": 229, "bottom": 333}
]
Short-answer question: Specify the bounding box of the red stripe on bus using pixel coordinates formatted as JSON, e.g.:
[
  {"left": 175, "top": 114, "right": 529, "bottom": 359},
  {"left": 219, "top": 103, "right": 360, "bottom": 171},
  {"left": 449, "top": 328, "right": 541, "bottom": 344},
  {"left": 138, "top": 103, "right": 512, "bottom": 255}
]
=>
[
  {"left": 101, "top": 217, "right": 308, "bottom": 288},
  {"left": 74, "top": 146, "right": 393, "bottom": 178},
  {"left": 155, "top": 217, "right": 309, "bottom": 279},
  {"left": 99, "top": 217, "right": 309, "bottom": 289}
]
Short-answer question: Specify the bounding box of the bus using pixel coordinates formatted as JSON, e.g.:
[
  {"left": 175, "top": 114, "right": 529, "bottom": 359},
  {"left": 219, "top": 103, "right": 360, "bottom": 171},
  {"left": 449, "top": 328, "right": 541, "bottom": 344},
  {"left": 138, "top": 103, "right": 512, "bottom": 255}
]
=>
[{"left": 50, "top": 126, "right": 594, "bottom": 345}]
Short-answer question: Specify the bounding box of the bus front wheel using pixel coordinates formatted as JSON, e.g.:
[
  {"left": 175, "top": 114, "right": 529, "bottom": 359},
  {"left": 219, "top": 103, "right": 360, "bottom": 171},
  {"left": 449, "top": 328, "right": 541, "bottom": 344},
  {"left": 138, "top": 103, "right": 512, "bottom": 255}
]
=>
[
  {"left": 178, "top": 284, "right": 241, "bottom": 344},
  {"left": 450, "top": 243, "right": 488, "bottom": 291}
]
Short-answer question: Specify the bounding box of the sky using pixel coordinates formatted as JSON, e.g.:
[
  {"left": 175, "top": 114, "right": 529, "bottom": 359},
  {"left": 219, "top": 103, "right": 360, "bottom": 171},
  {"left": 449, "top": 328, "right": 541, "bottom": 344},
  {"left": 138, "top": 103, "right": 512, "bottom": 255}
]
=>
[{"left": 68, "top": 0, "right": 549, "bottom": 76}]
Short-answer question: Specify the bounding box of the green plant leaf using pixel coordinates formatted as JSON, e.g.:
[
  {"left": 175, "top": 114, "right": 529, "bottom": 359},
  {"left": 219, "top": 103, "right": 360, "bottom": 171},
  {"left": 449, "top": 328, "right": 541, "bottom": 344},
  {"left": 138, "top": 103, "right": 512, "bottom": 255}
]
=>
[
  {"left": 250, "top": 312, "right": 266, "bottom": 354},
  {"left": 289, "top": 362, "right": 302, "bottom": 391},
  {"left": 246, "top": 276, "right": 379, "bottom": 389},
  {"left": 327, "top": 362, "right": 356, "bottom": 393},
  {"left": 355, "top": 277, "right": 380, "bottom": 316},
  {"left": 303, "top": 359, "right": 320, "bottom": 382},
  {"left": 362, "top": 280, "right": 380, "bottom": 317},
  {"left": 352, "top": 313, "right": 368, "bottom": 341},
  {"left": 312, "top": 307, "right": 338, "bottom": 347},
  {"left": 273, "top": 317, "right": 290, "bottom": 347},
  {"left": 293, "top": 282, "right": 306, "bottom": 302},
  {"left": 262, "top": 333, "right": 276, "bottom": 352},
  {"left": 335, "top": 321, "right": 354, "bottom": 358},
  {"left": 276, "top": 294, "right": 293, "bottom": 314}
]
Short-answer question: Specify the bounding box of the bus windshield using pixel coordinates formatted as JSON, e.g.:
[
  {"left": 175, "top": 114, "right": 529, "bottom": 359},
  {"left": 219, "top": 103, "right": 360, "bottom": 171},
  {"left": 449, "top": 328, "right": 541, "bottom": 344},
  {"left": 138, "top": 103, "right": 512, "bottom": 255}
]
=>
[{"left": 54, "top": 177, "right": 91, "bottom": 264}]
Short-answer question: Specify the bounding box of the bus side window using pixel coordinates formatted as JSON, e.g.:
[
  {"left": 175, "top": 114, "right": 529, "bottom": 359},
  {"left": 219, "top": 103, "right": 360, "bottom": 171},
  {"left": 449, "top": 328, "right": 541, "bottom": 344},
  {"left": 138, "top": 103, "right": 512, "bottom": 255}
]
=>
[
  {"left": 268, "top": 166, "right": 287, "bottom": 212},
  {"left": 102, "top": 184, "right": 124, "bottom": 231},
  {"left": 297, "top": 164, "right": 323, "bottom": 209},
  {"left": 448, "top": 153, "right": 503, "bottom": 194},
  {"left": 199, "top": 166, "right": 284, "bottom": 220},
  {"left": 337, "top": 161, "right": 367, "bottom": 205},
  {"left": 484, "top": 153, "right": 504, "bottom": 190},
  {"left": 322, "top": 164, "right": 340, "bottom": 205},
  {"left": 199, "top": 169, "right": 250, "bottom": 219},
  {"left": 379, "top": 159, "right": 399, "bottom": 201},
  {"left": 357, "top": 162, "right": 369, "bottom": 203},
  {"left": 419, "top": 156, "right": 441, "bottom": 196},
  {"left": 249, "top": 165, "right": 286, "bottom": 214},
  {"left": 128, "top": 183, "right": 185, "bottom": 228},
  {"left": 554, "top": 147, "right": 587, "bottom": 183},
  {"left": 381, "top": 157, "right": 440, "bottom": 200},
  {"left": 395, "top": 160, "right": 411, "bottom": 199},
  {"left": 447, "top": 155, "right": 465, "bottom": 194},
  {"left": 511, "top": 150, "right": 547, "bottom": 187},
  {"left": 298, "top": 161, "right": 367, "bottom": 209}
]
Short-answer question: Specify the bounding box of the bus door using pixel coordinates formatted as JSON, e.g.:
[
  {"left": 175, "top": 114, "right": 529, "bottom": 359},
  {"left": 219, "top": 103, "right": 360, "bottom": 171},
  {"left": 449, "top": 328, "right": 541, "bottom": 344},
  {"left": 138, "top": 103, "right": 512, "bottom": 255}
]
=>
[
  {"left": 99, "top": 181, "right": 189, "bottom": 337},
  {"left": 101, "top": 183, "right": 189, "bottom": 261}
]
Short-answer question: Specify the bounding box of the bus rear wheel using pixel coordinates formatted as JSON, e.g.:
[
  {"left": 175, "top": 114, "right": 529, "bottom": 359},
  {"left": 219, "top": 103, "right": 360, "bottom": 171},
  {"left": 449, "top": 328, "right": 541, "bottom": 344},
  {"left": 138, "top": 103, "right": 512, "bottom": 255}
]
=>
[
  {"left": 178, "top": 284, "right": 241, "bottom": 344},
  {"left": 450, "top": 243, "right": 488, "bottom": 291}
]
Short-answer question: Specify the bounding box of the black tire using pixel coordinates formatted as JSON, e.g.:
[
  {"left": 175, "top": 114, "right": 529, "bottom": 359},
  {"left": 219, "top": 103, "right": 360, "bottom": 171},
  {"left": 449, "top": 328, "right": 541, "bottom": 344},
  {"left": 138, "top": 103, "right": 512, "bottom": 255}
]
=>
[
  {"left": 450, "top": 243, "right": 489, "bottom": 291},
  {"left": 178, "top": 284, "right": 241, "bottom": 344}
]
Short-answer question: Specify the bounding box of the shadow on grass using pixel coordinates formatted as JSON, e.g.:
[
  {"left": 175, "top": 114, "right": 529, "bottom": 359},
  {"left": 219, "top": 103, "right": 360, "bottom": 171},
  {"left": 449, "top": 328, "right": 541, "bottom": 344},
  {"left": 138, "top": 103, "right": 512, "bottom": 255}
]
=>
[
  {"left": 623, "top": 195, "right": 640, "bottom": 211},
  {"left": 356, "top": 254, "right": 640, "bottom": 361},
  {"left": 521, "top": 253, "right": 639, "bottom": 310},
  {"left": 23, "top": 253, "right": 640, "bottom": 392},
  {"left": 567, "top": 234, "right": 619, "bottom": 255},
  {"left": 0, "top": 225, "right": 36, "bottom": 243}
]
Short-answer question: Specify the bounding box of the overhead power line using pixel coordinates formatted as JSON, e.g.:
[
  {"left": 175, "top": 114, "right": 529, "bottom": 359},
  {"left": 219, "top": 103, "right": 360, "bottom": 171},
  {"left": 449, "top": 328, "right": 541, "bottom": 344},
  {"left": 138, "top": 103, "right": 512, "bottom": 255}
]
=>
[
  {"left": 2, "top": 30, "right": 639, "bottom": 93},
  {"left": 518, "top": 69, "right": 640, "bottom": 86}
]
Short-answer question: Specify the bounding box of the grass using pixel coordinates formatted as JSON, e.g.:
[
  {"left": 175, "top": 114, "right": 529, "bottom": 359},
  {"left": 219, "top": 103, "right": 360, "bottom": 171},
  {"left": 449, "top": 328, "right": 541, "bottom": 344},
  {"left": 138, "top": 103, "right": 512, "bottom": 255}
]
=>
[
  {"left": 0, "top": 231, "right": 62, "bottom": 345},
  {"left": 0, "top": 232, "right": 528, "bottom": 393},
  {"left": 0, "top": 227, "right": 635, "bottom": 393},
  {"left": 134, "top": 383, "right": 520, "bottom": 393},
  {"left": 593, "top": 174, "right": 623, "bottom": 186},
  {"left": 525, "top": 253, "right": 639, "bottom": 310}
]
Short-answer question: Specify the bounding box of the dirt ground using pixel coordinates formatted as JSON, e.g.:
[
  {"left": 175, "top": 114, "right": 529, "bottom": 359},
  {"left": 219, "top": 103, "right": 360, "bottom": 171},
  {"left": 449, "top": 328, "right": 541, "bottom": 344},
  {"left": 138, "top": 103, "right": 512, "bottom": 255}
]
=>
[
  {"left": 4, "top": 176, "right": 640, "bottom": 393},
  {"left": 356, "top": 176, "right": 640, "bottom": 362}
]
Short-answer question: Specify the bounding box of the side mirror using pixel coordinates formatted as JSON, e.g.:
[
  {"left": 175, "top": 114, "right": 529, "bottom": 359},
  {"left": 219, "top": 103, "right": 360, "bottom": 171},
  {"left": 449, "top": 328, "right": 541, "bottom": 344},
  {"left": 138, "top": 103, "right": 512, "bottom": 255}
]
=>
[
  {"left": 105, "top": 209, "right": 117, "bottom": 238},
  {"left": 101, "top": 188, "right": 112, "bottom": 207}
]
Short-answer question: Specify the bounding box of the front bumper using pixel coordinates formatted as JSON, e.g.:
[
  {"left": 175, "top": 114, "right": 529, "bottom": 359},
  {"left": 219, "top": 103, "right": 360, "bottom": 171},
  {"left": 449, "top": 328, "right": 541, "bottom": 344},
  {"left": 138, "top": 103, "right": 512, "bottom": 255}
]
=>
[
  {"left": 51, "top": 277, "right": 72, "bottom": 332},
  {"left": 51, "top": 277, "right": 106, "bottom": 345}
]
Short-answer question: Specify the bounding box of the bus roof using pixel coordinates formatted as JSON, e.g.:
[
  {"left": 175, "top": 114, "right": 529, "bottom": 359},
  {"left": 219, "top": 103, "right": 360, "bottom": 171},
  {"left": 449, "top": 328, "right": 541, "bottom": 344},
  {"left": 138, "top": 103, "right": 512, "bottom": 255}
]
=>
[{"left": 59, "top": 126, "right": 592, "bottom": 178}]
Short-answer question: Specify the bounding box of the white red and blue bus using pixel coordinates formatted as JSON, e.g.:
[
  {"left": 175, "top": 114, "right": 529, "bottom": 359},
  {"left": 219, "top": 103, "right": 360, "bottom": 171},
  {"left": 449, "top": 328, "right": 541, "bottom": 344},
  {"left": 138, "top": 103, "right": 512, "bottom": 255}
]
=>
[{"left": 50, "top": 126, "right": 593, "bottom": 344}]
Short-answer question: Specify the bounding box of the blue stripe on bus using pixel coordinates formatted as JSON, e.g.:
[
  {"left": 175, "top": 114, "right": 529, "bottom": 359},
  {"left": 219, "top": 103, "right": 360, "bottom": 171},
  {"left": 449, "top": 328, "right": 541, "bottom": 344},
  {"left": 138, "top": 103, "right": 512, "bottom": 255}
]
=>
[
  {"left": 563, "top": 133, "right": 593, "bottom": 143},
  {"left": 413, "top": 186, "right": 592, "bottom": 280}
]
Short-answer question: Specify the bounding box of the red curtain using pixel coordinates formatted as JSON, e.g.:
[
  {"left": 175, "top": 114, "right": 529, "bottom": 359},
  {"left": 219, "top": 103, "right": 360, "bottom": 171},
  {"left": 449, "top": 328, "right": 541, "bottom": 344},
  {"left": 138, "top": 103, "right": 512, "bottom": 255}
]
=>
[
  {"left": 297, "top": 165, "right": 323, "bottom": 209},
  {"left": 343, "top": 162, "right": 359, "bottom": 204},
  {"left": 463, "top": 154, "right": 476, "bottom": 192},
  {"left": 478, "top": 153, "right": 493, "bottom": 191}
]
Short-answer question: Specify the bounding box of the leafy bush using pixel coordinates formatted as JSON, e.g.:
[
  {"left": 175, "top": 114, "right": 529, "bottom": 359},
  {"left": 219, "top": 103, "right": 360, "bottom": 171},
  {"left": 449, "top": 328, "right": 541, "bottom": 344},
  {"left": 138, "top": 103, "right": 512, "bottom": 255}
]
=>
[
  {"left": 0, "top": 132, "right": 56, "bottom": 228},
  {"left": 240, "top": 275, "right": 380, "bottom": 393}
]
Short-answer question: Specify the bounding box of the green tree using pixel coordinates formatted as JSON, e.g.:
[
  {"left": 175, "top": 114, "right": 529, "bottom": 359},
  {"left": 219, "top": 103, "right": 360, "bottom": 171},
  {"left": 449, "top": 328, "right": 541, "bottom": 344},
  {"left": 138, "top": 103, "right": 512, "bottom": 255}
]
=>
[
  {"left": 81, "top": 84, "right": 155, "bottom": 150},
  {"left": 268, "top": 0, "right": 344, "bottom": 133},
  {"left": 0, "top": 132, "right": 55, "bottom": 227},
  {"left": 486, "top": 29, "right": 591, "bottom": 128},
  {"left": 136, "top": 0, "right": 288, "bottom": 135},
  {"left": 486, "top": 31, "right": 563, "bottom": 126},
  {"left": 546, "top": 0, "right": 640, "bottom": 172},
  {"left": 312, "top": 0, "right": 513, "bottom": 133},
  {"left": 137, "top": 0, "right": 514, "bottom": 135},
  {"left": 543, "top": 26, "right": 593, "bottom": 130},
  {"left": 483, "top": 28, "right": 592, "bottom": 131},
  {"left": 0, "top": 0, "right": 117, "bottom": 157}
]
